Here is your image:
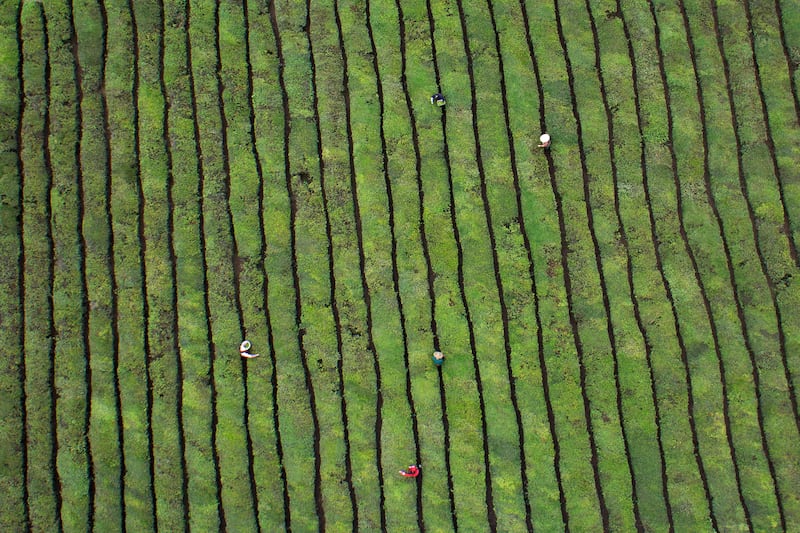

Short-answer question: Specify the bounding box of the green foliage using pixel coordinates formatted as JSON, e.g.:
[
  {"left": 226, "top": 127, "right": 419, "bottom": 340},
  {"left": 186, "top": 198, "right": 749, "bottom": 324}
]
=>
[{"left": 6, "top": 0, "right": 800, "bottom": 530}]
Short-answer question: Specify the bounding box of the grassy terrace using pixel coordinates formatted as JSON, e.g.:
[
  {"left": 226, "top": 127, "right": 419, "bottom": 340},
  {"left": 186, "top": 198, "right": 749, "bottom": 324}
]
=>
[
  {"left": 0, "top": 4, "right": 25, "bottom": 531},
  {"left": 2, "top": 0, "right": 799, "bottom": 531}
]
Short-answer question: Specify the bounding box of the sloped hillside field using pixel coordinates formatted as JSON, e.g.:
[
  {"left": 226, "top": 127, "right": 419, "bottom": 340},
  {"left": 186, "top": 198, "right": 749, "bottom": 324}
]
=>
[{"left": 1, "top": 0, "right": 799, "bottom": 530}]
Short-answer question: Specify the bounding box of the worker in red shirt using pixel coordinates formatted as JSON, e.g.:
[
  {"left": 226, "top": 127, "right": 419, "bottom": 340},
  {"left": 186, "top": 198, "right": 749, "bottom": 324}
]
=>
[{"left": 399, "top": 465, "right": 420, "bottom": 478}]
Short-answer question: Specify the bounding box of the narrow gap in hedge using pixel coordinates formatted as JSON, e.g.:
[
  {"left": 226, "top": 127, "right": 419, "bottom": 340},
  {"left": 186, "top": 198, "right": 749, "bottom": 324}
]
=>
[
  {"left": 430, "top": 1, "right": 497, "bottom": 529},
  {"left": 331, "top": 0, "right": 387, "bottom": 528},
  {"left": 15, "top": 1, "right": 32, "bottom": 528},
  {"left": 66, "top": 2, "right": 96, "bottom": 528},
  {"left": 549, "top": 1, "right": 612, "bottom": 528},
  {"left": 240, "top": 0, "right": 292, "bottom": 528},
  {"left": 40, "top": 6, "right": 65, "bottom": 530},
  {"left": 211, "top": 3, "right": 262, "bottom": 528},
  {"left": 707, "top": 2, "right": 798, "bottom": 439},
  {"left": 678, "top": 3, "right": 788, "bottom": 530},
  {"left": 619, "top": 1, "right": 716, "bottom": 528},
  {"left": 482, "top": 0, "right": 548, "bottom": 527},
  {"left": 156, "top": 0, "right": 191, "bottom": 527},
  {"left": 267, "top": 1, "right": 325, "bottom": 528},
  {"left": 741, "top": 0, "right": 799, "bottom": 269},
  {"left": 263, "top": 4, "right": 298, "bottom": 529},
  {"left": 124, "top": 2, "right": 159, "bottom": 528},
  {"left": 304, "top": 0, "right": 359, "bottom": 528},
  {"left": 741, "top": 0, "right": 800, "bottom": 405},
  {"left": 581, "top": 0, "right": 648, "bottom": 528},
  {"left": 516, "top": 3, "right": 569, "bottom": 527},
  {"left": 613, "top": 2, "right": 675, "bottom": 528},
  {"left": 97, "top": 1, "right": 127, "bottom": 527},
  {"left": 772, "top": 0, "right": 800, "bottom": 152},
  {"left": 457, "top": 0, "right": 533, "bottom": 531},
  {"left": 184, "top": 2, "right": 226, "bottom": 527},
  {"left": 364, "top": 2, "right": 425, "bottom": 528},
  {"left": 394, "top": 1, "right": 457, "bottom": 529},
  {"left": 654, "top": 1, "right": 753, "bottom": 526},
  {"left": 706, "top": 1, "right": 791, "bottom": 527}
]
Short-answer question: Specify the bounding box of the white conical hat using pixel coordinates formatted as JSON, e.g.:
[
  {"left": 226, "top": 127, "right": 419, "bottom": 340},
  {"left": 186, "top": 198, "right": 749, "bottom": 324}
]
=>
[
  {"left": 539, "top": 133, "right": 550, "bottom": 143},
  {"left": 240, "top": 340, "right": 251, "bottom": 352}
]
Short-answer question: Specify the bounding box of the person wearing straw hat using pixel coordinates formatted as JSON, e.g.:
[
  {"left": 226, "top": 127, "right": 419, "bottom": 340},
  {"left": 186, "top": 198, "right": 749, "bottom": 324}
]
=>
[
  {"left": 239, "top": 340, "right": 259, "bottom": 358},
  {"left": 538, "top": 133, "right": 551, "bottom": 148},
  {"left": 432, "top": 350, "right": 445, "bottom": 367}
]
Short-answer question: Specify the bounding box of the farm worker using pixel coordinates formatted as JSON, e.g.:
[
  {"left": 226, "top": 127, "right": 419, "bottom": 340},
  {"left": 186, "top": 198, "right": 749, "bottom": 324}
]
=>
[
  {"left": 538, "top": 133, "right": 551, "bottom": 148},
  {"left": 399, "top": 465, "right": 420, "bottom": 478},
  {"left": 240, "top": 340, "right": 259, "bottom": 358},
  {"left": 432, "top": 351, "right": 445, "bottom": 366},
  {"left": 431, "top": 93, "right": 446, "bottom": 107}
]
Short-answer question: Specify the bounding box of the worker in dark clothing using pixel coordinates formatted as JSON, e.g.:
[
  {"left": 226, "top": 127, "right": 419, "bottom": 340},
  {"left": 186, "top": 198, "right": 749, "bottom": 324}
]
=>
[{"left": 431, "top": 93, "right": 446, "bottom": 107}]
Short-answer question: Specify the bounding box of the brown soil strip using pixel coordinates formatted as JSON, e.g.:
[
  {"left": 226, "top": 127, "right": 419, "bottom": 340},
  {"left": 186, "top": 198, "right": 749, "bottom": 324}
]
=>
[
  {"left": 267, "top": 1, "right": 325, "bottom": 527},
  {"left": 184, "top": 1, "right": 226, "bottom": 527}
]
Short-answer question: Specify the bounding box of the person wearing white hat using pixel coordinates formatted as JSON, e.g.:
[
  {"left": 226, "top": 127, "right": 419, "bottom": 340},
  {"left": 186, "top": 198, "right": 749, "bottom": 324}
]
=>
[
  {"left": 239, "top": 340, "right": 259, "bottom": 358},
  {"left": 538, "top": 133, "right": 551, "bottom": 148}
]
